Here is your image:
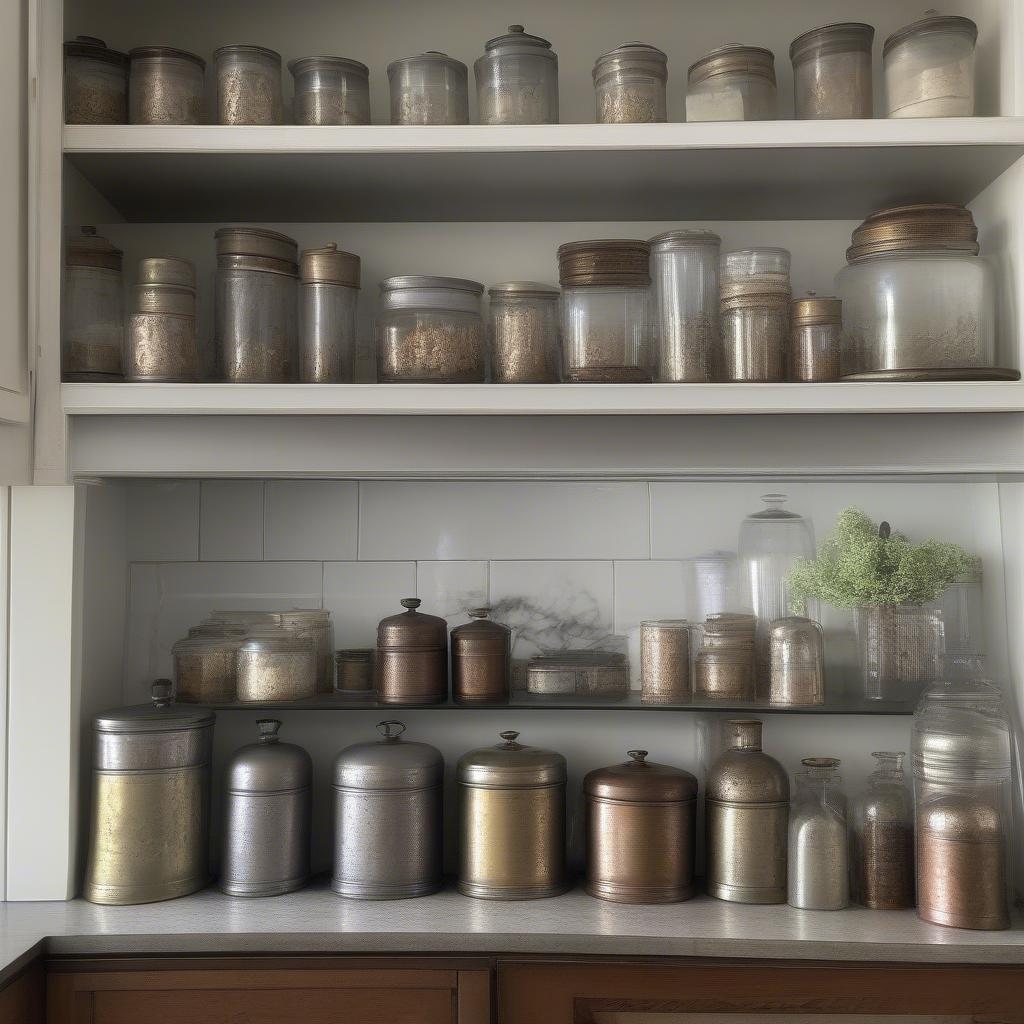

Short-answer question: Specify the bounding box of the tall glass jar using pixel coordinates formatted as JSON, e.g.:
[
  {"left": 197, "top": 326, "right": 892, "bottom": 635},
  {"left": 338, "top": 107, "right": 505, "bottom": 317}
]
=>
[
  {"left": 214, "top": 45, "right": 283, "bottom": 125},
  {"left": 857, "top": 604, "right": 944, "bottom": 703},
  {"left": 789, "top": 23, "right": 874, "bottom": 120},
  {"left": 298, "top": 244, "right": 360, "bottom": 383},
  {"left": 788, "top": 757, "right": 849, "bottom": 910},
  {"left": 940, "top": 558, "right": 985, "bottom": 660},
  {"left": 686, "top": 45, "right": 776, "bottom": 122},
  {"left": 388, "top": 52, "right": 469, "bottom": 125},
  {"left": 475, "top": 25, "right": 558, "bottom": 125},
  {"left": 883, "top": 16, "right": 977, "bottom": 118},
  {"left": 487, "top": 282, "right": 560, "bottom": 383},
  {"left": 719, "top": 248, "right": 791, "bottom": 381},
  {"left": 288, "top": 56, "right": 370, "bottom": 126},
  {"left": 64, "top": 36, "right": 128, "bottom": 124},
  {"left": 63, "top": 226, "right": 124, "bottom": 380},
  {"left": 592, "top": 43, "right": 667, "bottom": 124}
]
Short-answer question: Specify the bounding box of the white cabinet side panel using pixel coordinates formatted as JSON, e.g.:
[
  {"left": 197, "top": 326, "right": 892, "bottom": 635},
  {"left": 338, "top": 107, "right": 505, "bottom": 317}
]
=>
[{"left": 0, "top": 486, "right": 9, "bottom": 898}]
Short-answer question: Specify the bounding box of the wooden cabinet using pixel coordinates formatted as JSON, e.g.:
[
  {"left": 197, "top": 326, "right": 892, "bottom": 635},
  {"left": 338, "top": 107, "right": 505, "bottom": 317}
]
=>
[{"left": 0, "top": 962, "right": 44, "bottom": 1024}]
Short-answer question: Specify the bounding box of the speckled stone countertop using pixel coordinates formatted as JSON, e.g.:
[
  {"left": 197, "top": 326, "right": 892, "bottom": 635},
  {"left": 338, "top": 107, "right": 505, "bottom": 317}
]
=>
[{"left": 2, "top": 881, "right": 1023, "bottom": 984}]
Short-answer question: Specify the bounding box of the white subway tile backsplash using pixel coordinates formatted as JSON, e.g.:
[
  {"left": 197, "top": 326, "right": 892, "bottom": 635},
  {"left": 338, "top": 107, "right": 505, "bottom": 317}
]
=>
[
  {"left": 613, "top": 560, "right": 689, "bottom": 634},
  {"left": 125, "top": 479, "right": 199, "bottom": 561},
  {"left": 200, "top": 480, "right": 264, "bottom": 561},
  {"left": 264, "top": 480, "right": 358, "bottom": 561},
  {"left": 416, "top": 561, "right": 488, "bottom": 629},
  {"left": 323, "top": 560, "right": 416, "bottom": 648}
]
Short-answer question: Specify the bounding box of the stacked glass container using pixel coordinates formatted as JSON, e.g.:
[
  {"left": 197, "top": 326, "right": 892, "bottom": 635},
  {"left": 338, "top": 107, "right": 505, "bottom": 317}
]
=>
[
  {"left": 487, "top": 282, "right": 561, "bottom": 383},
  {"left": 719, "top": 248, "right": 791, "bottom": 381}
]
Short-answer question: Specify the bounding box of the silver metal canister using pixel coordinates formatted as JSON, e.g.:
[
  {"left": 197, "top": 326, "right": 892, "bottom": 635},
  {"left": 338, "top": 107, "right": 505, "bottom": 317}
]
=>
[
  {"left": 332, "top": 721, "right": 444, "bottom": 899},
  {"left": 64, "top": 36, "right": 128, "bottom": 124},
  {"left": 128, "top": 46, "right": 206, "bottom": 124},
  {"left": 299, "top": 245, "right": 361, "bottom": 383},
  {"left": 220, "top": 719, "right": 311, "bottom": 897},
  {"left": 84, "top": 681, "right": 214, "bottom": 905},
  {"left": 388, "top": 52, "right": 469, "bottom": 125},
  {"left": 214, "top": 44, "right": 283, "bottom": 125},
  {"left": 289, "top": 56, "right": 371, "bottom": 125}
]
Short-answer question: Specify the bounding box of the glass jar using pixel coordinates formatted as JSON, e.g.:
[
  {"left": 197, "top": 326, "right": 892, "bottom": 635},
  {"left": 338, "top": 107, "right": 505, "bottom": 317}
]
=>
[
  {"left": 789, "top": 23, "right": 874, "bottom": 120},
  {"left": 335, "top": 649, "right": 375, "bottom": 697},
  {"left": 719, "top": 248, "right": 791, "bottom": 382},
  {"left": 288, "top": 56, "right": 370, "bottom": 126},
  {"left": 694, "top": 646, "right": 755, "bottom": 702},
  {"left": 788, "top": 757, "right": 849, "bottom": 910},
  {"left": 235, "top": 629, "right": 317, "bottom": 703},
  {"left": 940, "top": 558, "right": 985, "bottom": 659},
  {"left": 593, "top": 43, "right": 667, "bottom": 124},
  {"left": 526, "top": 651, "right": 629, "bottom": 700},
  {"left": 686, "top": 45, "right": 776, "bottom": 122},
  {"left": 172, "top": 632, "right": 242, "bottom": 704},
  {"left": 279, "top": 609, "right": 335, "bottom": 695},
  {"left": 128, "top": 46, "right": 206, "bottom": 125},
  {"left": 298, "top": 245, "right": 360, "bottom": 383},
  {"left": 768, "top": 616, "right": 824, "bottom": 706},
  {"left": 857, "top": 604, "right": 944, "bottom": 703},
  {"left": 883, "top": 16, "right": 977, "bottom": 118},
  {"left": 850, "top": 751, "right": 915, "bottom": 910},
  {"left": 648, "top": 230, "right": 720, "bottom": 382},
  {"left": 388, "top": 52, "right": 469, "bottom": 125},
  {"left": 64, "top": 36, "right": 128, "bottom": 124},
  {"left": 688, "top": 552, "right": 737, "bottom": 624},
  {"left": 789, "top": 295, "right": 841, "bottom": 381},
  {"left": 377, "top": 276, "right": 485, "bottom": 382},
  {"left": 214, "top": 45, "right": 283, "bottom": 125},
  {"left": 475, "top": 25, "right": 558, "bottom": 125},
  {"left": 487, "top": 281, "right": 560, "bottom": 383},
  {"left": 63, "top": 226, "right": 124, "bottom": 380}
]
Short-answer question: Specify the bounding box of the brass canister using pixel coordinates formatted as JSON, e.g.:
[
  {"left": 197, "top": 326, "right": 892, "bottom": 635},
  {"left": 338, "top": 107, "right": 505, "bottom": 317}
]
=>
[
  {"left": 584, "top": 750, "right": 697, "bottom": 904},
  {"left": 451, "top": 607, "right": 511, "bottom": 704},
  {"left": 84, "top": 680, "right": 214, "bottom": 905},
  {"left": 640, "top": 620, "right": 695, "bottom": 704},
  {"left": 457, "top": 730, "right": 567, "bottom": 900},
  {"left": 376, "top": 598, "right": 449, "bottom": 705},
  {"left": 706, "top": 718, "right": 789, "bottom": 904}
]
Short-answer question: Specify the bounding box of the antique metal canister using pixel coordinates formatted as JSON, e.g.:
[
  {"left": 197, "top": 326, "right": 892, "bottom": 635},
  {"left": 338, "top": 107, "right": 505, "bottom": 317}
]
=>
[
  {"left": 640, "top": 620, "right": 696, "bottom": 704},
  {"left": 84, "top": 681, "right": 214, "bottom": 905},
  {"left": 584, "top": 750, "right": 697, "bottom": 904},
  {"left": 332, "top": 721, "right": 444, "bottom": 899},
  {"left": 457, "top": 730, "right": 567, "bottom": 900},
  {"left": 64, "top": 36, "right": 128, "bottom": 124},
  {"left": 128, "top": 46, "right": 206, "bottom": 124},
  {"left": 376, "top": 598, "right": 449, "bottom": 705},
  {"left": 221, "top": 719, "right": 311, "bottom": 897},
  {"left": 298, "top": 244, "right": 361, "bottom": 383},
  {"left": 706, "top": 719, "right": 789, "bottom": 904},
  {"left": 789, "top": 295, "right": 841, "bottom": 382},
  {"left": 335, "top": 648, "right": 375, "bottom": 696},
  {"left": 451, "top": 608, "right": 511, "bottom": 704}
]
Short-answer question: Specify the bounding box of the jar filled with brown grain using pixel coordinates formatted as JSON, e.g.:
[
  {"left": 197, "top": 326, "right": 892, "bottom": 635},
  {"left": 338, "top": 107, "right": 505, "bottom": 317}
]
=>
[{"left": 487, "top": 281, "right": 561, "bottom": 382}]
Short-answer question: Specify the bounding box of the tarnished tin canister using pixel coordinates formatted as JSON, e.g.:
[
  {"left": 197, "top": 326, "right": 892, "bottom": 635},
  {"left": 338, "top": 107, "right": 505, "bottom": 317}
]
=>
[
  {"left": 332, "top": 721, "right": 444, "bottom": 899},
  {"left": 706, "top": 719, "right": 789, "bottom": 904},
  {"left": 451, "top": 608, "right": 511, "bottom": 704},
  {"left": 84, "top": 681, "right": 214, "bottom": 905},
  {"left": 584, "top": 750, "right": 697, "bottom": 904},
  {"left": 640, "top": 620, "right": 695, "bottom": 704},
  {"left": 220, "top": 719, "right": 311, "bottom": 897},
  {"left": 214, "top": 44, "right": 283, "bottom": 125},
  {"left": 125, "top": 312, "right": 200, "bottom": 382},
  {"left": 129, "top": 46, "right": 206, "bottom": 124},
  {"left": 376, "top": 598, "right": 449, "bottom": 705},
  {"left": 457, "top": 730, "right": 567, "bottom": 900},
  {"left": 64, "top": 36, "right": 128, "bottom": 124},
  {"left": 298, "top": 244, "right": 360, "bottom": 383}
]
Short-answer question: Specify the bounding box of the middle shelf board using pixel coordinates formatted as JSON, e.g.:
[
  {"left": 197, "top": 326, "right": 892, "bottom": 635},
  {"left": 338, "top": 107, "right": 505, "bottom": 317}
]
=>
[{"left": 62, "top": 120, "right": 1024, "bottom": 222}]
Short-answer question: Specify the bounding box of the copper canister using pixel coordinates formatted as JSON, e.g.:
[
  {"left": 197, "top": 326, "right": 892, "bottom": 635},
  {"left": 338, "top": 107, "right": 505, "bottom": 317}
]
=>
[
  {"left": 457, "top": 730, "right": 567, "bottom": 900},
  {"left": 451, "top": 608, "right": 511, "bottom": 704},
  {"left": 584, "top": 750, "right": 697, "bottom": 903},
  {"left": 376, "top": 598, "right": 448, "bottom": 705}
]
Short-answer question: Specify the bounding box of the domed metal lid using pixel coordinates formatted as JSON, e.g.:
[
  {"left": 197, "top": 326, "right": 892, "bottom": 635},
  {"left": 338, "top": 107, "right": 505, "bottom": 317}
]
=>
[
  {"left": 387, "top": 51, "right": 467, "bottom": 76},
  {"left": 129, "top": 46, "right": 206, "bottom": 68},
  {"left": 707, "top": 719, "right": 789, "bottom": 803},
  {"left": 789, "top": 22, "right": 874, "bottom": 62},
  {"left": 648, "top": 229, "right": 722, "bottom": 251},
  {"left": 482, "top": 25, "right": 555, "bottom": 55},
  {"left": 458, "top": 730, "right": 566, "bottom": 787},
  {"left": 228, "top": 719, "right": 312, "bottom": 792},
  {"left": 377, "top": 598, "right": 448, "bottom": 650},
  {"left": 451, "top": 607, "right": 512, "bottom": 644},
  {"left": 64, "top": 35, "right": 127, "bottom": 66},
  {"left": 94, "top": 679, "right": 214, "bottom": 734},
  {"left": 299, "top": 244, "right": 361, "bottom": 288},
  {"left": 585, "top": 749, "right": 697, "bottom": 802},
  {"left": 66, "top": 226, "right": 122, "bottom": 271},
  {"left": 333, "top": 720, "right": 444, "bottom": 790},
  {"left": 688, "top": 44, "right": 775, "bottom": 85}
]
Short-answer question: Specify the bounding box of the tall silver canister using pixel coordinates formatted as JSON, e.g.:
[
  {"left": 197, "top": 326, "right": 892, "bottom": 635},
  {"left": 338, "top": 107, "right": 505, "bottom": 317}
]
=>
[
  {"left": 84, "top": 681, "right": 214, "bottom": 905},
  {"left": 220, "top": 719, "right": 311, "bottom": 897},
  {"left": 332, "top": 720, "right": 444, "bottom": 899},
  {"left": 299, "top": 244, "right": 361, "bottom": 383}
]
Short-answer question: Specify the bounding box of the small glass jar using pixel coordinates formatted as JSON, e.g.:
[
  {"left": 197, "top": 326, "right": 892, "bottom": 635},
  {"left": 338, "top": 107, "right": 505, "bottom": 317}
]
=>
[
  {"left": 688, "top": 553, "right": 737, "bottom": 624},
  {"left": 288, "top": 56, "right": 371, "bottom": 126},
  {"left": 475, "top": 25, "right": 558, "bottom": 125},
  {"left": 940, "top": 558, "right": 985, "bottom": 659},
  {"left": 63, "top": 226, "right": 124, "bottom": 381},
  {"left": 593, "top": 43, "right": 667, "bottom": 124},
  {"left": 214, "top": 45, "right": 283, "bottom": 125},
  {"left": 790, "top": 23, "right": 874, "bottom": 120},
  {"left": 298, "top": 245, "right": 360, "bottom": 383},
  {"left": 789, "top": 295, "right": 841, "bottom": 381},
  {"left": 883, "top": 16, "right": 977, "bottom": 118},
  {"left": 64, "top": 36, "right": 128, "bottom": 124},
  {"left": 526, "top": 651, "right": 628, "bottom": 700},
  {"left": 388, "top": 52, "right": 469, "bottom": 125},
  {"left": 719, "top": 248, "right": 791, "bottom": 382},
  {"left": 768, "top": 617, "right": 824, "bottom": 706},
  {"left": 173, "top": 633, "right": 242, "bottom": 703},
  {"left": 857, "top": 604, "right": 944, "bottom": 703},
  {"left": 788, "top": 757, "right": 849, "bottom": 911},
  {"left": 128, "top": 46, "right": 206, "bottom": 125},
  {"left": 487, "top": 281, "right": 560, "bottom": 383},
  {"left": 377, "top": 276, "right": 485, "bottom": 382},
  {"left": 686, "top": 45, "right": 776, "bottom": 122},
  {"left": 236, "top": 629, "right": 317, "bottom": 703},
  {"left": 335, "top": 649, "right": 375, "bottom": 697}
]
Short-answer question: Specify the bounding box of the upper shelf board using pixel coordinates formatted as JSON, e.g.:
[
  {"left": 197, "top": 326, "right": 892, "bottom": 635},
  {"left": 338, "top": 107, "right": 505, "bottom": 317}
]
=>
[{"left": 63, "top": 120, "right": 1024, "bottom": 222}]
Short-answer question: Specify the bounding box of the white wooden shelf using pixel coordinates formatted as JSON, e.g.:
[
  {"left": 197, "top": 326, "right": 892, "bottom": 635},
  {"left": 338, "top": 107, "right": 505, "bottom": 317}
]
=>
[{"left": 62, "top": 119, "right": 1024, "bottom": 221}]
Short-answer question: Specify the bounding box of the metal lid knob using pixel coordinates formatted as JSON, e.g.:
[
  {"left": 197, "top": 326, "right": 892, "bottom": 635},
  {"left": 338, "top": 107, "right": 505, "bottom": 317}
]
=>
[
  {"left": 401, "top": 597, "right": 421, "bottom": 611},
  {"left": 499, "top": 730, "right": 521, "bottom": 748},
  {"left": 508, "top": 24, "right": 524, "bottom": 32},
  {"left": 257, "top": 719, "right": 282, "bottom": 744},
  {"left": 468, "top": 607, "right": 491, "bottom": 619},
  {"left": 151, "top": 679, "right": 173, "bottom": 708},
  {"left": 378, "top": 720, "right": 406, "bottom": 741},
  {"left": 628, "top": 749, "right": 648, "bottom": 763}
]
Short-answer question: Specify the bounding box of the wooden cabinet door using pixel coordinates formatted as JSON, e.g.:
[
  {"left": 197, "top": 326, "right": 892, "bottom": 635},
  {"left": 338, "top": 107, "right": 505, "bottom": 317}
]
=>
[{"left": 0, "top": 962, "right": 44, "bottom": 1024}]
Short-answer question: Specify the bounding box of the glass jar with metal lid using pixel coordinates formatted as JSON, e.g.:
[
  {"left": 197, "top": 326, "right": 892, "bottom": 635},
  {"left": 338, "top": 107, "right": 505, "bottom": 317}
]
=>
[
  {"left": 388, "top": 52, "right": 468, "bottom": 125},
  {"left": 584, "top": 749, "right": 698, "bottom": 904},
  {"left": 488, "top": 281, "right": 560, "bottom": 383},
  {"left": 235, "top": 629, "right": 317, "bottom": 703},
  {"left": 288, "top": 56, "right": 371, "bottom": 126},
  {"left": 214, "top": 44, "right": 283, "bottom": 125},
  {"left": 457, "top": 730, "right": 567, "bottom": 900},
  {"left": 719, "top": 248, "right": 791, "bottom": 381},
  {"left": 63, "top": 226, "right": 124, "bottom": 380},
  {"left": 790, "top": 23, "right": 874, "bottom": 120},
  {"left": 332, "top": 720, "right": 444, "bottom": 899},
  {"left": 452, "top": 608, "right": 511, "bottom": 704},
  {"left": 221, "top": 719, "right": 311, "bottom": 897},
  {"left": 883, "top": 16, "right": 977, "bottom": 118},
  {"left": 686, "top": 45, "right": 776, "bottom": 122},
  {"left": 84, "top": 681, "right": 214, "bottom": 905},
  {"left": 376, "top": 598, "right": 449, "bottom": 704},
  {"left": 298, "top": 244, "right": 360, "bottom": 383},
  {"left": 377, "top": 276, "right": 485, "bottom": 382},
  {"left": 64, "top": 36, "right": 128, "bottom": 124},
  {"left": 475, "top": 25, "right": 558, "bottom": 125},
  {"left": 128, "top": 46, "right": 206, "bottom": 124},
  {"left": 173, "top": 630, "right": 243, "bottom": 704},
  {"left": 788, "top": 757, "right": 849, "bottom": 910},
  {"left": 694, "top": 612, "right": 755, "bottom": 703},
  {"left": 279, "top": 609, "right": 335, "bottom": 694},
  {"left": 789, "top": 294, "right": 841, "bottom": 382},
  {"left": 592, "top": 42, "right": 667, "bottom": 123}
]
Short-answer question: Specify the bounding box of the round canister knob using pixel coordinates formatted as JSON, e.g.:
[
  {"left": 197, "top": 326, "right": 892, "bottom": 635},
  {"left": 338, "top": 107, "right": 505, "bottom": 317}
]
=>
[
  {"left": 628, "top": 750, "right": 648, "bottom": 763},
  {"left": 257, "top": 719, "right": 282, "bottom": 743},
  {"left": 151, "top": 679, "right": 173, "bottom": 707},
  {"left": 377, "top": 720, "right": 406, "bottom": 741},
  {"left": 500, "top": 730, "right": 521, "bottom": 748},
  {"left": 401, "top": 597, "right": 421, "bottom": 610}
]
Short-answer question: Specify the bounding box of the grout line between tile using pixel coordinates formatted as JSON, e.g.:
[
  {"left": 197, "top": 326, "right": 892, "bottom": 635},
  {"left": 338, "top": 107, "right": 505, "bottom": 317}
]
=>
[
  {"left": 647, "top": 480, "right": 654, "bottom": 560},
  {"left": 260, "top": 481, "right": 267, "bottom": 561}
]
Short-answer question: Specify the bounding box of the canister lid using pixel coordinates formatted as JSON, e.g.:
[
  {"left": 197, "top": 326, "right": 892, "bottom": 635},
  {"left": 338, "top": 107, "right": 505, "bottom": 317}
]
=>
[
  {"left": 215, "top": 225, "right": 299, "bottom": 262},
  {"left": 791, "top": 295, "right": 841, "bottom": 326},
  {"left": 846, "top": 203, "right": 979, "bottom": 262},
  {"left": 487, "top": 281, "right": 559, "bottom": 298},
  {"left": 387, "top": 51, "right": 468, "bottom": 76},
  {"left": 648, "top": 229, "right": 722, "bottom": 251},
  {"left": 173, "top": 632, "right": 243, "bottom": 653},
  {"left": 379, "top": 275, "right": 484, "bottom": 296},
  {"left": 333, "top": 720, "right": 444, "bottom": 789},
  {"left": 212, "top": 44, "right": 282, "bottom": 65},
  {"left": 336, "top": 647, "right": 374, "bottom": 663},
  {"left": 883, "top": 15, "right": 977, "bottom": 58},
  {"left": 129, "top": 45, "right": 206, "bottom": 68},
  {"left": 789, "top": 23, "right": 874, "bottom": 62},
  {"left": 299, "top": 244, "right": 361, "bottom": 287},
  {"left": 451, "top": 607, "right": 512, "bottom": 646},
  {"left": 227, "top": 719, "right": 312, "bottom": 793},
  {"left": 212, "top": 609, "right": 284, "bottom": 626},
  {"left": 216, "top": 253, "right": 299, "bottom": 277},
  {"left": 66, "top": 226, "right": 122, "bottom": 271},
  {"left": 94, "top": 679, "right": 214, "bottom": 733},
  {"left": 64, "top": 36, "right": 128, "bottom": 67},
  {"left": 137, "top": 256, "right": 196, "bottom": 289},
  {"left": 592, "top": 42, "right": 667, "bottom": 82},
  {"left": 238, "top": 628, "right": 316, "bottom": 654},
  {"left": 585, "top": 749, "right": 698, "bottom": 802},
  {"left": 482, "top": 25, "right": 555, "bottom": 55},
  {"left": 287, "top": 55, "right": 370, "bottom": 77},
  {"left": 557, "top": 238, "right": 650, "bottom": 287},
  {"left": 769, "top": 615, "right": 822, "bottom": 639},
  {"left": 377, "top": 598, "right": 448, "bottom": 649},
  {"left": 458, "top": 730, "right": 567, "bottom": 787},
  {"left": 687, "top": 44, "right": 776, "bottom": 85}
]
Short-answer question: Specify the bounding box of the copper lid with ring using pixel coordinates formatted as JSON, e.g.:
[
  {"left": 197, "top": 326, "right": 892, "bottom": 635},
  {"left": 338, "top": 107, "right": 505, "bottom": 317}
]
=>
[
  {"left": 299, "top": 244, "right": 361, "bottom": 287},
  {"left": 791, "top": 295, "right": 841, "bottom": 326},
  {"left": 688, "top": 44, "right": 776, "bottom": 85}
]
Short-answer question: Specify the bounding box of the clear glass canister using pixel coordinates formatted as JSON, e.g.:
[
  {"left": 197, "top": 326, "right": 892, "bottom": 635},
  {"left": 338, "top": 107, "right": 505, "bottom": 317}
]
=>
[
  {"left": 214, "top": 44, "right": 283, "bottom": 125},
  {"left": 64, "top": 36, "right": 128, "bottom": 124},
  {"left": 279, "top": 609, "right": 335, "bottom": 695},
  {"left": 940, "top": 558, "right": 985, "bottom": 659},
  {"left": 388, "top": 52, "right": 469, "bottom": 125},
  {"left": 857, "top": 604, "right": 944, "bottom": 703},
  {"left": 475, "top": 25, "right": 558, "bottom": 125},
  {"left": 235, "top": 629, "right": 317, "bottom": 703},
  {"left": 789, "top": 295, "right": 841, "bottom": 381},
  {"left": 288, "top": 56, "right": 370, "bottom": 125},
  {"left": 487, "top": 281, "right": 560, "bottom": 383},
  {"left": 883, "top": 16, "right": 977, "bottom": 118},
  {"left": 128, "top": 46, "right": 206, "bottom": 124},
  {"left": 788, "top": 757, "right": 849, "bottom": 910},
  {"left": 768, "top": 616, "right": 824, "bottom": 706},
  {"left": 299, "top": 244, "right": 360, "bottom": 383},
  {"left": 648, "top": 230, "right": 720, "bottom": 382},
  {"left": 719, "top": 248, "right": 791, "bottom": 381},
  {"left": 377, "top": 276, "right": 484, "bottom": 382},
  {"left": 63, "top": 226, "right": 124, "bottom": 380},
  {"left": 593, "top": 43, "right": 667, "bottom": 123},
  {"left": 173, "top": 632, "right": 242, "bottom": 703},
  {"left": 686, "top": 45, "right": 776, "bottom": 122},
  {"left": 789, "top": 23, "right": 874, "bottom": 119}
]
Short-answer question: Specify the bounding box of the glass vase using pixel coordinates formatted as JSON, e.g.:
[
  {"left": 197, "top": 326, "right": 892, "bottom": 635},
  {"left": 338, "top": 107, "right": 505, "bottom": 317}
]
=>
[{"left": 856, "top": 604, "right": 944, "bottom": 702}]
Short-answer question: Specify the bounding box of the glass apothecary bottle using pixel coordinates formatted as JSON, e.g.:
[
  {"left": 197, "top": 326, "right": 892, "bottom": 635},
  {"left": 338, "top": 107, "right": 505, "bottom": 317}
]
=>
[
  {"left": 686, "top": 45, "right": 776, "bottom": 122},
  {"left": 593, "top": 43, "right": 667, "bottom": 124},
  {"left": 288, "top": 56, "right": 371, "bottom": 126},
  {"left": 719, "top": 248, "right": 791, "bottom": 381},
  {"left": 788, "top": 757, "right": 849, "bottom": 910},
  {"left": 488, "top": 282, "right": 561, "bottom": 383},
  {"left": 388, "top": 52, "right": 469, "bottom": 125},
  {"left": 789, "top": 23, "right": 874, "bottom": 120},
  {"left": 475, "top": 25, "right": 558, "bottom": 125},
  {"left": 63, "top": 226, "right": 125, "bottom": 381}
]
